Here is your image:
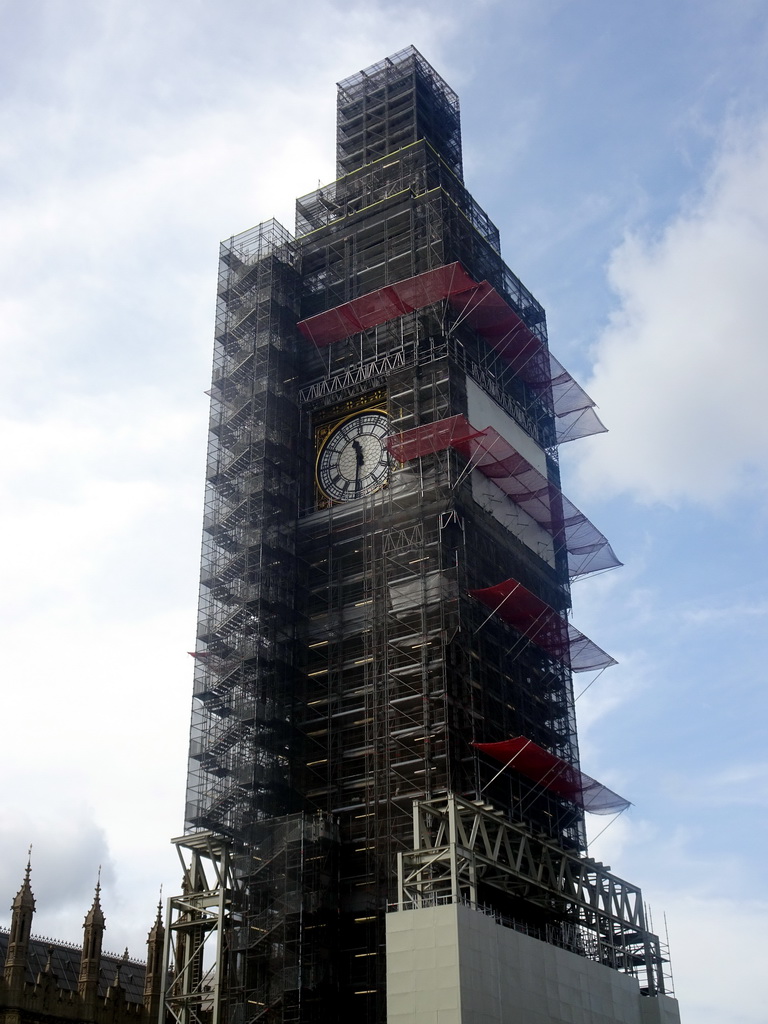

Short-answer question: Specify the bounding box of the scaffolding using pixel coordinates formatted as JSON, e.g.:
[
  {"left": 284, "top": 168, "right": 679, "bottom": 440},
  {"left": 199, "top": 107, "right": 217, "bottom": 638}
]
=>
[
  {"left": 230, "top": 812, "right": 339, "bottom": 1024},
  {"left": 186, "top": 218, "right": 303, "bottom": 838},
  {"left": 178, "top": 46, "right": 671, "bottom": 1024},
  {"left": 336, "top": 46, "right": 462, "bottom": 180}
]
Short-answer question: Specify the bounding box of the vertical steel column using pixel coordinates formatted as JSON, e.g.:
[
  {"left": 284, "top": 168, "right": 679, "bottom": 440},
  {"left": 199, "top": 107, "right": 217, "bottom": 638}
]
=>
[{"left": 161, "top": 833, "right": 234, "bottom": 1024}]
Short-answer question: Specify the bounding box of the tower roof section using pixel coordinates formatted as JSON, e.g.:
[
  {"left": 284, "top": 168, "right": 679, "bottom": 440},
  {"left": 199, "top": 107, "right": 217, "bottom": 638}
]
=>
[{"left": 336, "top": 45, "right": 463, "bottom": 180}]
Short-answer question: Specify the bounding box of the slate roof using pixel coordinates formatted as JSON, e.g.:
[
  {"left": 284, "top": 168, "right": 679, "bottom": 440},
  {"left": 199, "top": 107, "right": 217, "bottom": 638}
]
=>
[{"left": 0, "top": 929, "right": 147, "bottom": 1004}]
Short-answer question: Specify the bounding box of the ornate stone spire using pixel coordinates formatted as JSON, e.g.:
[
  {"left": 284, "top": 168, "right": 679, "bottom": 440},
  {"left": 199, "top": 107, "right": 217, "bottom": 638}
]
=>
[
  {"left": 3, "top": 849, "right": 36, "bottom": 986},
  {"left": 78, "top": 874, "right": 105, "bottom": 999},
  {"left": 143, "top": 894, "right": 166, "bottom": 1018},
  {"left": 148, "top": 896, "right": 164, "bottom": 943},
  {"left": 83, "top": 874, "right": 106, "bottom": 930}
]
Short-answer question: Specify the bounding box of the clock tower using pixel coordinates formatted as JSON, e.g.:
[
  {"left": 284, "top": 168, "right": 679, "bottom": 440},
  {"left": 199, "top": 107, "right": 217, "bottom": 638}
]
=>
[{"left": 168, "top": 47, "right": 679, "bottom": 1024}]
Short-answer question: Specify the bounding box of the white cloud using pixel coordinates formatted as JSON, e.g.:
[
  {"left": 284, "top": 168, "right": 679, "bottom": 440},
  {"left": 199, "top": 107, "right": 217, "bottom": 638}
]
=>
[
  {"left": 665, "top": 760, "right": 768, "bottom": 808},
  {"left": 577, "top": 117, "right": 768, "bottom": 507},
  {"left": 681, "top": 599, "right": 768, "bottom": 625}
]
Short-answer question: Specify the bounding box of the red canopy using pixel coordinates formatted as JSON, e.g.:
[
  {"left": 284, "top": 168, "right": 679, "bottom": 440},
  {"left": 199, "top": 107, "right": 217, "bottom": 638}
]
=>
[
  {"left": 386, "top": 414, "right": 483, "bottom": 463},
  {"left": 296, "top": 263, "right": 477, "bottom": 347},
  {"left": 473, "top": 737, "right": 630, "bottom": 814},
  {"left": 447, "top": 281, "right": 546, "bottom": 380},
  {"left": 388, "top": 415, "right": 621, "bottom": 578},
  {"left": 446, "top": 286, "right": 605, "bottom": 442},
  {"left": 296, "top": 264, "right": 604, "bottom": 443},
  {"left": 468, "top": 578, "right": 616, "bottom": 672}
]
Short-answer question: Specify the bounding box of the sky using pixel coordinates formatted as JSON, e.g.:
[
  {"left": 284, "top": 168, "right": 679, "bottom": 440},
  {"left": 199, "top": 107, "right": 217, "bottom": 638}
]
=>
[{"left": 1, "top": 1, "right": 766, "bottom": 1021}]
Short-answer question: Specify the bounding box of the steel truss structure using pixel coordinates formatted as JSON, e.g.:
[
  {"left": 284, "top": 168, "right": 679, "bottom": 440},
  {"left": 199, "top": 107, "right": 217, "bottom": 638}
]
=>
[
  {"left": 396, "top": 794, "right": 667, "bottom": 995},
  {"left": 163, "top": 833, "right": 233, "bottom": 1024}
]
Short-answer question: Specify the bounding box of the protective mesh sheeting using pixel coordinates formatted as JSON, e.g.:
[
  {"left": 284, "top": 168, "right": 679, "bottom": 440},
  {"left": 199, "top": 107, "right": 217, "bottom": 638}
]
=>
[
  {"left": 296, "top": 262, "right": 476, "bottom": 346},
  {"left": 387, "top": 414, "right": 483, "bottom": 462},
  {"left": 468, "top": 577, "right": 617, "bottom": 672},
  {"left": 555, "top": 405, "right": 607, "bottom": 444},
  {"left": 549, "top": 352, "right": 607, "bottom": 443},
  {"left": 473, "top": 737, "right": 630, "bottom": 814},
  {"left": 388, "top": 415, "right": 621, "bottom": 578}
]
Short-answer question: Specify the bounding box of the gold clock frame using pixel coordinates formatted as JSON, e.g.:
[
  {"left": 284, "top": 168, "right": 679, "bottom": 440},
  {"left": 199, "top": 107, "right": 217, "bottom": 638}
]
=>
[{"left": 313, "top": 390, "right": 391, "bottom": 508}]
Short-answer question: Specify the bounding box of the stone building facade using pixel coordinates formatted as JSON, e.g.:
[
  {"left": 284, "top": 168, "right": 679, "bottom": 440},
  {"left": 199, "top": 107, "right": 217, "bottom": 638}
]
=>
[{"left": 0, "top": 862, "right": 164, "bottom": 1024}]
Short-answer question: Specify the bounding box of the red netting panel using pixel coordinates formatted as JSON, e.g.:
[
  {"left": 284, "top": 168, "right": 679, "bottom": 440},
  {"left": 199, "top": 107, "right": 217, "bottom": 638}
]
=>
[
  {"left": 296, "top": 300, "right": 359, "bottom": 347},
  {"left": 473, "top": 737, "right": 630, "bottom": 814},
  {"left": 449, "top": 285, "right": 605, "bottom": 440},
  {"left": 391, "top": 262, "right": 476, "bottom": 309},
  {"left": 469, "top": 577, "right": 616, "bottom": 672},
  {"left": 387, "top": 414, "right": 482, "bottom": 462},
  {"left": 351, "top": 285, "right": 409, "bottom": 326},
  {"left": 470, "top": 577, "right": 570, "bottom": 659},
  {"left": 388, "top": 417, "right": 621, "bottom": 578},
  {"left": 296, "top": 262, "right": 477, "bottom": 347},
  {"left": 448, "top": 283, "right": 548, "bottom": 380},
  {"left": 297, "top": 265, "right": 606, "bottom": 443},
  {"left": 452, "top": 424, "right": 557, "bottom": 521}
]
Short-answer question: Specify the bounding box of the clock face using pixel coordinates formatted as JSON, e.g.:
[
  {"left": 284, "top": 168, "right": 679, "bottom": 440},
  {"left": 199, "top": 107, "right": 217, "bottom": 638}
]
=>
[{"left": 316, "top": 410, "right": 393, "bottom": 503}]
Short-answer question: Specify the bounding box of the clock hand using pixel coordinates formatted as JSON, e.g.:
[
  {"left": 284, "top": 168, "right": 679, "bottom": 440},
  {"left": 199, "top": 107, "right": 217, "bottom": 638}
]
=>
[{"left": 352, "top": 439, "right": 364, "bottom": 493}]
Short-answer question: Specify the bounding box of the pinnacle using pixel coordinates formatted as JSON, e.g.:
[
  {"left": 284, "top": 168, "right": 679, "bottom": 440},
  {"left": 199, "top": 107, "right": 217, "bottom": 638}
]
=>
[
  {"left": 12, "top": 848, "right": 35, "bottom": 911},
  {"left": 83, "top": 874, "right": 105, "bottom": 929}
]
